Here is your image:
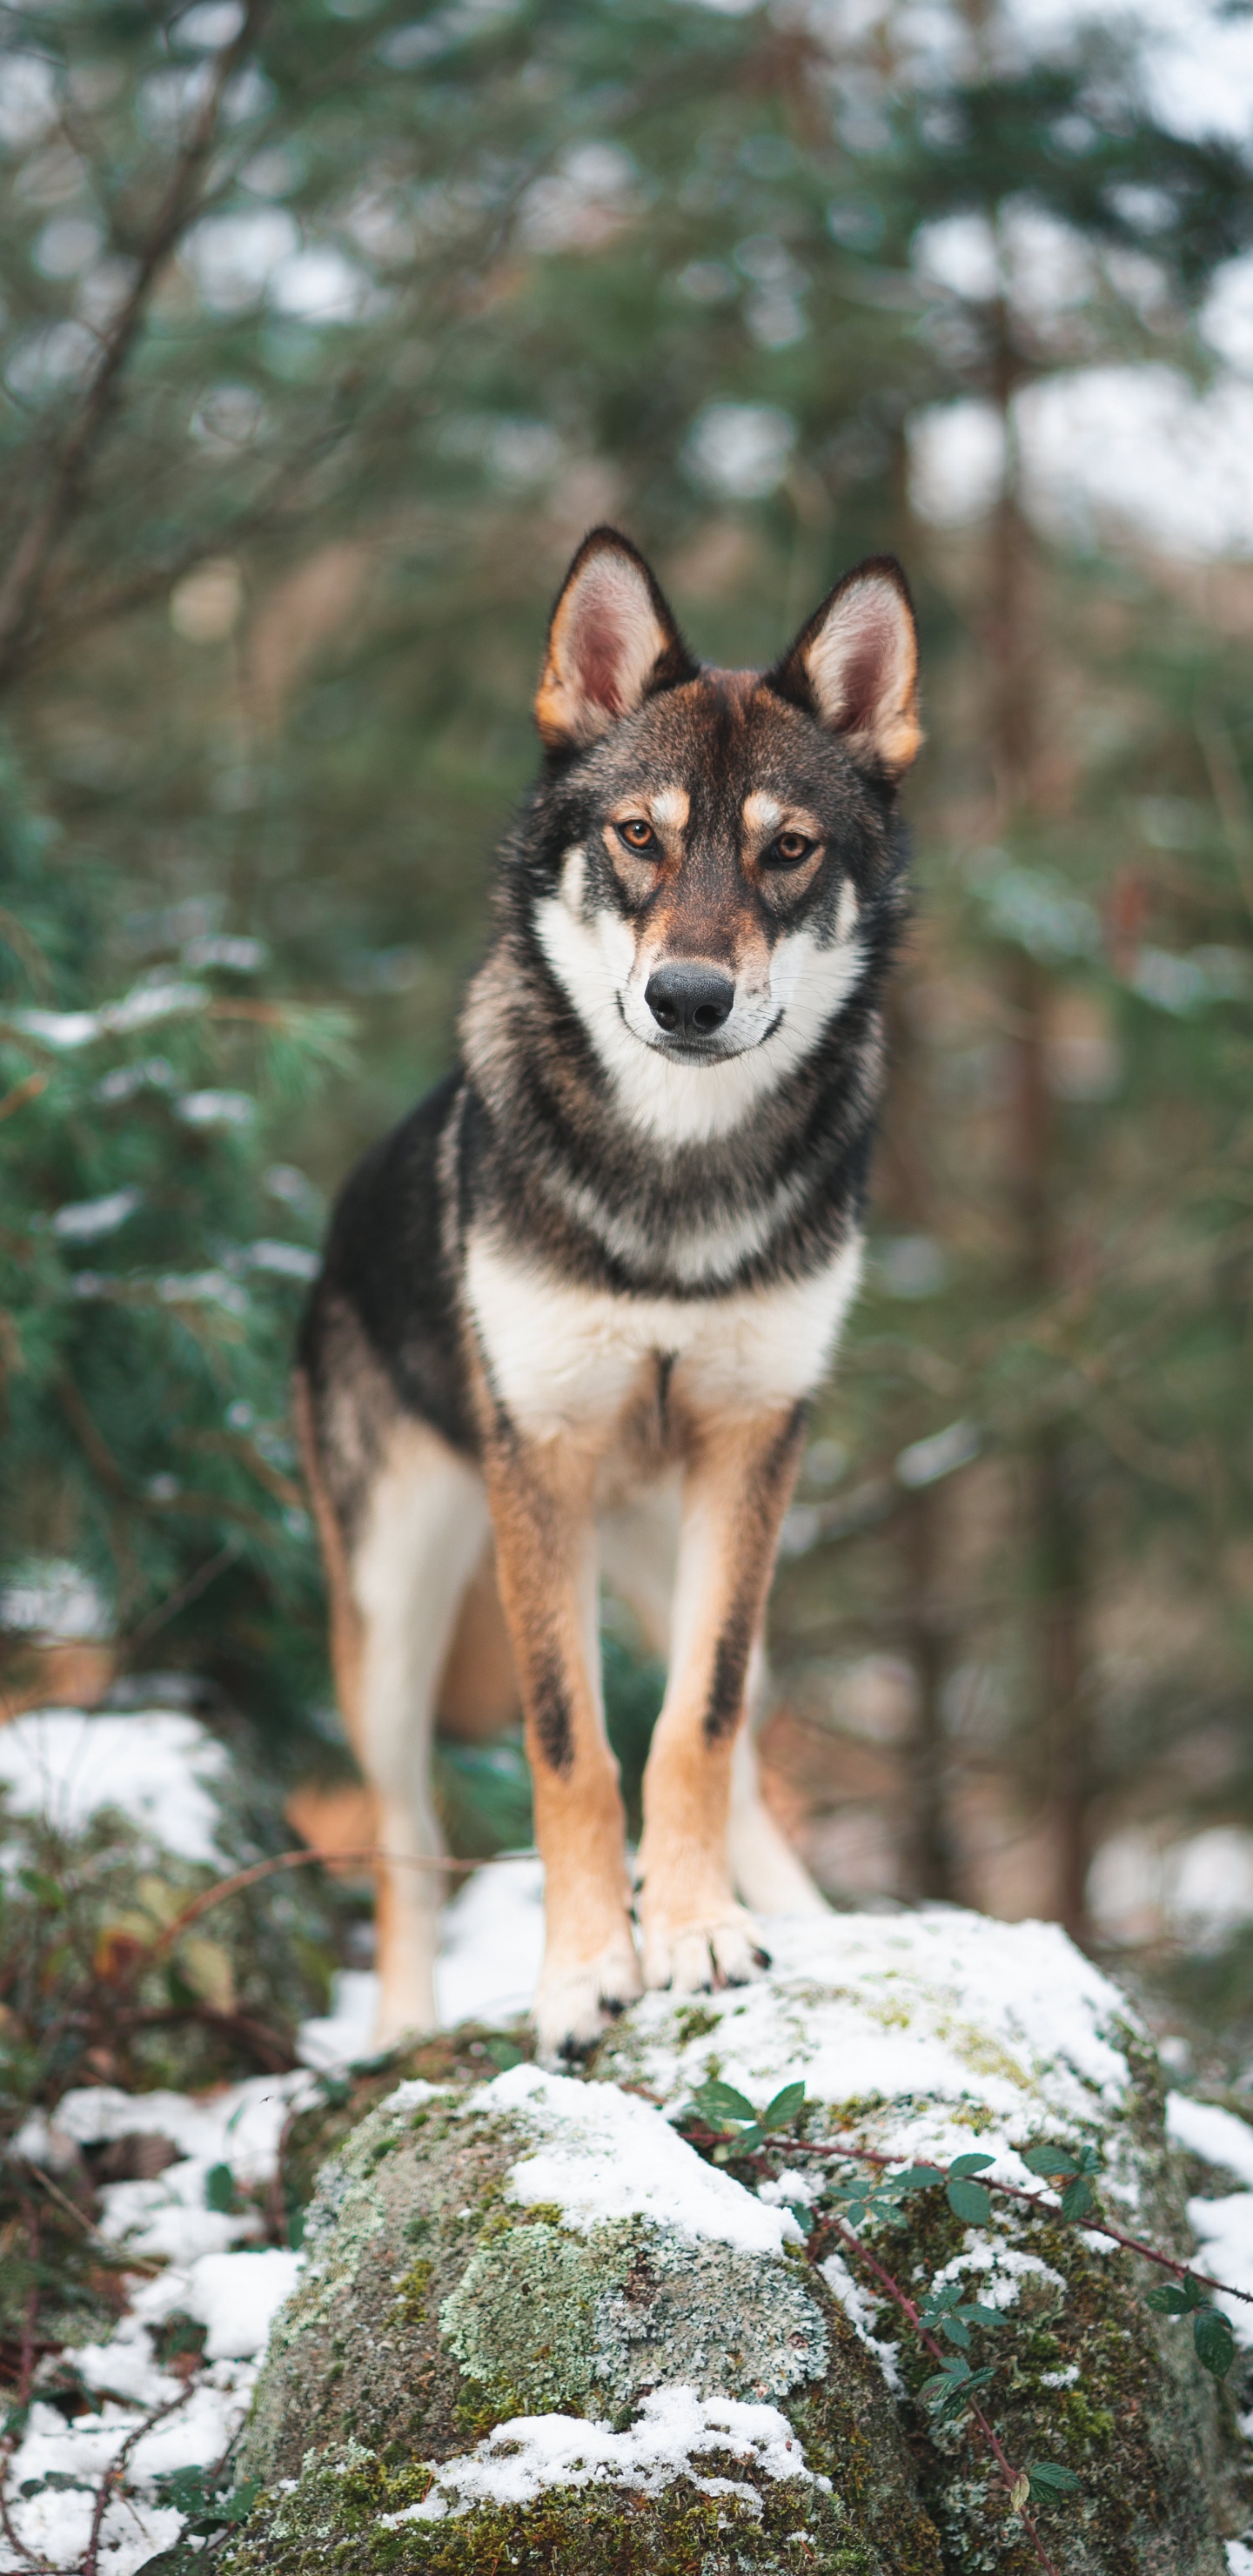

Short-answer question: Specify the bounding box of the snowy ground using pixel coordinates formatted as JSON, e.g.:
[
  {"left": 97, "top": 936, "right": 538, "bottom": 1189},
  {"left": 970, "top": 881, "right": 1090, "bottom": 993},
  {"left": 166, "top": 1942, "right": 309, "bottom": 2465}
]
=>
[{"left": 6, "top": 1711, "right": 1253, "bottom": 2572}]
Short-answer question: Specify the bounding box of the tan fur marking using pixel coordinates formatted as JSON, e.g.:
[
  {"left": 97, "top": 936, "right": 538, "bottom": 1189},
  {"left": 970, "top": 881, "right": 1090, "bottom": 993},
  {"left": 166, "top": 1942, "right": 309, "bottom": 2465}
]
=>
[
  {"left": 741, "top": 789, "right": 782, "bottom": 835},
  {"left": 481, "top": 1421, "right": 640, "bottom": 2051},
  {"left": 635, "top": 1400, "right": 806, "bottom": 1985},
  {"left": 438, "top": 1546, "right": 521, "bottom": 1741},
  {"left": 651, "top": 786, "right": 689, "bottom": 832}
]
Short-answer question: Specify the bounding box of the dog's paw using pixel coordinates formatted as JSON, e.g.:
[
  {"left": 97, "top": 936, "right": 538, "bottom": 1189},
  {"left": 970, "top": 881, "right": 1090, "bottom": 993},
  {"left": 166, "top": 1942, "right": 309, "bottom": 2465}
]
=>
[
  {"left": 640, "top": 1906, "right": 770, "bottom": 1996},
  {"left": 533, "top": 1939, "right": 642, "bottom": 2066}
]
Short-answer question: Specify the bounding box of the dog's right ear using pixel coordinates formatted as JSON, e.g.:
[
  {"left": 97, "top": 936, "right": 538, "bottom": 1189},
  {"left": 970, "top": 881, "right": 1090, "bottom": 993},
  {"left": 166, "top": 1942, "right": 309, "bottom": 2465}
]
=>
[{"left": 535, "top": 528, "right": 697, "bottom": 755}]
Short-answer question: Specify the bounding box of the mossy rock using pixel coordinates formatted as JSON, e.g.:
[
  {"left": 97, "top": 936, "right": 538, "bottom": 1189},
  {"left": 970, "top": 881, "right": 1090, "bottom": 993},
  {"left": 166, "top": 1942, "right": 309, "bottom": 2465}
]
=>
[{"left": 230, "top": 1909, "right": 1236, "bottom": 2573}]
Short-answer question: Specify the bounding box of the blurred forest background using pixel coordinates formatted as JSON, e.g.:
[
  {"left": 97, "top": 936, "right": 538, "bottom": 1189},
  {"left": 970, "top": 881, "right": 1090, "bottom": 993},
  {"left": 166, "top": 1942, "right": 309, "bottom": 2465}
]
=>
[{"left": 3, "top": 0, "right": 1253, "bottom": 2036}]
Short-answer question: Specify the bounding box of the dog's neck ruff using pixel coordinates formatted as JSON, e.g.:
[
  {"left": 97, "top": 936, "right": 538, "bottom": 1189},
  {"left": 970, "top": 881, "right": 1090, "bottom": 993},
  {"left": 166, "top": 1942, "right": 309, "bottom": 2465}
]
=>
[{"left": 460, "top": 929, "right": 882, "bottom": 1305}]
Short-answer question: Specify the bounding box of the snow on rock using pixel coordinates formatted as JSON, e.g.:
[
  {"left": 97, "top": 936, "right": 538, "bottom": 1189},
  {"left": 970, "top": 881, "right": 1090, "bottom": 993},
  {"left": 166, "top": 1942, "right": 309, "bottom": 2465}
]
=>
[
  {"left": 467, "top": 2061, "right": 799, "bottom": 2255},
  {"left": 1169, "top": 2090, "right": 1253, "bottom": 2188},
  {"left": 381, "top": 2388, "right": 818, "bottom": 2526},
  {"left": 1166, "top": 2089, "right": 1253, "bottom": 2351},
  {"left": 0, "top": 1707, "right": 230, "bottom": 1861},
  {"left": 597, "top": 1907, "right": 1141, "bottom": 2197}
]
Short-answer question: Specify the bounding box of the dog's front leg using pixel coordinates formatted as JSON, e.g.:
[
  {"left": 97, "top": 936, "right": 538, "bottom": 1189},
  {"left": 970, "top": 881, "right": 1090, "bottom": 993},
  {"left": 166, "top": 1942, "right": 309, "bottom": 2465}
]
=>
[
  {"left": 483, "top": 1430, "right": 640, "bottom": 2060},
  {"left": 637, "top": 1401, "right": 807, "bottom": 1993}
]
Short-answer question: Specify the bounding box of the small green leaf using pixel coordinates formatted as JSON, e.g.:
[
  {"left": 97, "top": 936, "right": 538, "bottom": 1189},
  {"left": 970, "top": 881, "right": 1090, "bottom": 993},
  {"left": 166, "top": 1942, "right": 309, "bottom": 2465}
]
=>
[
  {"left": 947, "top": 2177, "right": 992, "bottom": 2224},
  {"left": 1059, "top": 2177, "right": 1095, "bottom": 2220},
  {"left": 786, "top": 2202, "right": 814, "bottom": 2237},
  {"left": 485, "top": 2036, "right": 524, "bottom": 2071},
  {"left": 760, "top": 2082, "right": 806, "bottom": 2133},
  {"left": 17, "top": 1867, "right": 64, "bottom": 1909},
  {"left": 949, "top": 2152, "right": 995, "bottom": 2177},
  {"left": 1027, "top": 2460, "right": 1082, "bottom": 2501},
  {"left": 1145, "top": 2284, "right": 1191, "bottom": 2315},
  {"left": 204, "top": 2162, "right": 237, "bottom": 2214},
  {"left": 894, "top": 2164, "right": 946, "bottom": 2191},
  {"left": 965, "top": 2301, "right": 1006, "bottom": 2328},
  {"left": 941, "top": 2316, "right": 971, "bottom": 2349},
  {"left": 694, "top": 2080, "right": 756, "bottom": 2127},
  {"left": 1193, "top": 2307, "right": 1235, "bottom": 2378},
  {"left": 1022, "top": 2143, "right": 1078, "bottom": 2179}
]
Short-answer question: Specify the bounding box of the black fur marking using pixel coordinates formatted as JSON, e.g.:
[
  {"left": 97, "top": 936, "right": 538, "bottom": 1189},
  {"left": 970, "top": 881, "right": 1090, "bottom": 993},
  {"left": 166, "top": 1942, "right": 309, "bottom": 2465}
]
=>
[
  {"left": 530, "top": 1647, "right": 574, "bottom": 1774},
  {"left": 298, "top": 1071, "right": 476, "bottom": 1458},
  {"left": 704, "top": 1597, "right": 755, "bottom": 1744}
]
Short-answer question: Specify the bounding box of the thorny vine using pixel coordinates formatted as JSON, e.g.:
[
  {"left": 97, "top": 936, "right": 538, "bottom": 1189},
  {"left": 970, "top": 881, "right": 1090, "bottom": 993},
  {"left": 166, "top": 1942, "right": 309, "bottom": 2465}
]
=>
[{"left": 678, "top": 2075, "right": 1245, "bottom": 2576}]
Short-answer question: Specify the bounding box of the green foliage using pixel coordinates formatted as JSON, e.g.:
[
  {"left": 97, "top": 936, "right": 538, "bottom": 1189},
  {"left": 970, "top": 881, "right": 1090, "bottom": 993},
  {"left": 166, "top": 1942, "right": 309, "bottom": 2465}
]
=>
[
  {"left": 0, "top": 754, "right": 351, "bottom": 1751},
  {"left": 679, "top": 2070, "right": 1249, "bottom": 2550}
]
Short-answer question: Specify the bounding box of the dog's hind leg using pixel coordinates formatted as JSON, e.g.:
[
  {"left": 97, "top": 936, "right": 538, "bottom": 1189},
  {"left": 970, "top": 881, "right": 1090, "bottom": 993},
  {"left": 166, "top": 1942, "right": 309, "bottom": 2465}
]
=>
[
  {"left": 636, "top": 1401, "right": 808, "bottom": 1995},
  {"left": 728, "top": 1672, "right": 828, "bottom": 1918},
  {"left": 600, "top": 1484, "right": 827, "bottom": 1917},
  {"left": 300, "top": 1386, "right": 491, "bottom": 2048}
]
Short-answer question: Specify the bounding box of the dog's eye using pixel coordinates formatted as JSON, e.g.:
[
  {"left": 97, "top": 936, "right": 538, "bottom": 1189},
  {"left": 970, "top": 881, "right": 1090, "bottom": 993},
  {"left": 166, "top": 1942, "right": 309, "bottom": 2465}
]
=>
[
  {"left": 617, "top": 818, "right": 657, "bottom": 851},
  {"left": 765, "top": 831, "right": 814, "bottom": 869}
]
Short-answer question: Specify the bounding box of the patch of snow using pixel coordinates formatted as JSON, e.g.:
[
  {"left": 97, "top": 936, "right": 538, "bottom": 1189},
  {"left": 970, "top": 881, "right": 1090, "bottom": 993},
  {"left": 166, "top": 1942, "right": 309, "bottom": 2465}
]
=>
[
  {"left": 929, "top": 2241, "right": 1066, "bottom": 2304},
  {"left": 0, "top": 1560, "right": 111, "bottom": 1641},
  {"left": 609, "top": 1909, "right": 1136, "bottom": 2192},
  {"left": 1186, "top": 2195, "right": 1253, "bottom": 2350},
  {"left": 47, "top": 2071, "right": 312, "bottom": 2183},
  {"left": 434, "top": 1854, "right": 545, "bottom": 2027},
  {"left": 298, "top": 1968, "right": 382, "bottom": 2069},
  {"left": 1168, "top": 2094, "right": 1253, "bottom": 2187},
  {"left": 819, "top": 2251, "right": 902, "bottom": 2392},
  {"left": 0, "top": 1709, "right": 231, "bottom": 1862},
  {"left": 184, "top": 2249, "right": 303, "bottom": 2358},
  {"left": 10, "top": 979, "right": 207, "bottom": 1049},
  {"left": 380, "top": 2387, "right": 815, "bottom": 2525},
  {"left": 469, "top": 2063, "right": 799, "bottom": 2256},
  {"left": 1227, "top": 2543, "right": 1253, "bottom": 2575}
]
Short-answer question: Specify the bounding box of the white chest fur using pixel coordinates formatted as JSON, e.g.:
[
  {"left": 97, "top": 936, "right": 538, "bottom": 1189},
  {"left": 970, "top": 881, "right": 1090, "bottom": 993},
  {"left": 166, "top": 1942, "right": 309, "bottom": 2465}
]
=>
[{"left": 465, "top": 1228, "right": 863, "bottom": 1439}]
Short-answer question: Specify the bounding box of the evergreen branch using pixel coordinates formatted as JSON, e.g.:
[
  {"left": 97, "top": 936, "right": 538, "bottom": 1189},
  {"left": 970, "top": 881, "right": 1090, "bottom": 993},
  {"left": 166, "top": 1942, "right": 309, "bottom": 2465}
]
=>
[
  {"left": 122, "top": 1542, "right": 241, "bottom": 1648},
  {"left": 0, "top": 0, "right": 271, "bottom": 688},
  {"left": 0, "top": 1074, "right": 45, "bottom": 1128}
]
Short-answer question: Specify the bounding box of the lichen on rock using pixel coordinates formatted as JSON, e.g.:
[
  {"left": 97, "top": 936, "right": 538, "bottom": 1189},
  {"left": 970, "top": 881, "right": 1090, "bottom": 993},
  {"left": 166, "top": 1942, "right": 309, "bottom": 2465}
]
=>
[{"left": 229, "top": 1909, "right": 1236, "bottom": 2573}]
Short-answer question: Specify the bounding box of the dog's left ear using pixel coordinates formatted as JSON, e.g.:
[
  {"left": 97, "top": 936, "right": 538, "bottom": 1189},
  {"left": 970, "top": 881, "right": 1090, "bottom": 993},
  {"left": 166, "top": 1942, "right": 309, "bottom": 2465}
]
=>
[
  {"left": 767, "top": 556, "right": 921, "bottom": 779},
  {"left": 535, "top": 527, "right": 697, "bottom": 755}
]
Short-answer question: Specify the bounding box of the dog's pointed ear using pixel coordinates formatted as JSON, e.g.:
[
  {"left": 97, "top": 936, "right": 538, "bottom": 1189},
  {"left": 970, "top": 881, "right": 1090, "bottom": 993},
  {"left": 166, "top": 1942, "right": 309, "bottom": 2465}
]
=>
[
  {"left": 535, "top": 527, "right": 697, "bottom": 755},
  {"left": 767, "top": 556, "right": 921, "bottom": 779}
]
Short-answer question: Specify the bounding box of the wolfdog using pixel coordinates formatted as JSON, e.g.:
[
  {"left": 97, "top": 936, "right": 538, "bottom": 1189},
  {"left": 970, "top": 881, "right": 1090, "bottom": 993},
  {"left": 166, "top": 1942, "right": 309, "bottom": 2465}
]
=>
[{"left": 295, "top": 527, "right": 920, "bottom": 2060}]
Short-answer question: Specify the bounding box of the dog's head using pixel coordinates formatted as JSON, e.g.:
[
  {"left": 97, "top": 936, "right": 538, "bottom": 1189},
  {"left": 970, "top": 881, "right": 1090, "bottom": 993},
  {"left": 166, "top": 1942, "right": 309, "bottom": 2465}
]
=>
[{"left": 525, "top": 527, "right": 920, "bottom": 1138}]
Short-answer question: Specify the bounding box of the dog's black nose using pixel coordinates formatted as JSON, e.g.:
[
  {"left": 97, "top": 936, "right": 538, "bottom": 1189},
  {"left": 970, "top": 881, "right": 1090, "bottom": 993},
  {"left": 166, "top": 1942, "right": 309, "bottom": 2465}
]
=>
[{"left": 645, "top": 963, "right": 734, "bottom": 1040}]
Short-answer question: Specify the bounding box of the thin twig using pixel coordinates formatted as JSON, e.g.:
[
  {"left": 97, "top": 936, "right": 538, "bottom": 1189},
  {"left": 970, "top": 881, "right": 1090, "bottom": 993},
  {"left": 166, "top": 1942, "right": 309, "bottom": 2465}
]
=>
[
  {"left": 0, "top": 0, "right": 270, "bottom": 684},
  {"left": 149, "top": 1841, "right": 539, "bottom": 1955},
  {"left": 13, "top": 2161, "right": 164, "bottom": 2278},
  {"left": 122, "top": 1541, "right": 241, "bottom": 1648},
  {"left": 787, "top": 2133, "right": 1253, "bottom": 2311},
  {"left": 81, "top": 2382, "right": 195, "bottom": 2576},
  {"left": 824, "top": 2215, "right": 1064, "bottom": 2576},
  {"left": 0, "top": 1073, "right": 46, "bottom": 1127}
]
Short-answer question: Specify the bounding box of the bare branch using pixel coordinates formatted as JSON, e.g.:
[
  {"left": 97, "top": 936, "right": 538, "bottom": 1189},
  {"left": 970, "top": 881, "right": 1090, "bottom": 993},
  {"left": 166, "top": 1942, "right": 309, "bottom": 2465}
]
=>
[{"left": 0, "top": 0, "right": 271, "bottom": 688}]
